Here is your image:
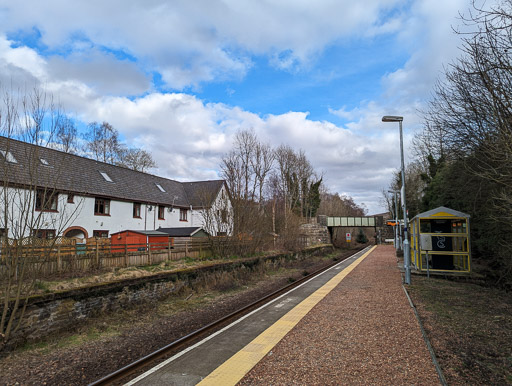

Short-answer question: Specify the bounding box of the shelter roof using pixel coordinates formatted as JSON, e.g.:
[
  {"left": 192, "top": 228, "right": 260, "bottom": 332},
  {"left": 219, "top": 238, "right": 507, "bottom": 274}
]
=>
[{"left": 412, "top": 206, "right": 470, "bottom": 220}]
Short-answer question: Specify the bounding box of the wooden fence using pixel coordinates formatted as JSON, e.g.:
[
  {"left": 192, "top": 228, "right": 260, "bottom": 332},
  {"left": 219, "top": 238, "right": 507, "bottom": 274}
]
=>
[
  {"left": 0, "top": 233, "right": 312, "bottom": 278},
  {"left": 1, "top": 238, "right": 213, "bottom": 276}
]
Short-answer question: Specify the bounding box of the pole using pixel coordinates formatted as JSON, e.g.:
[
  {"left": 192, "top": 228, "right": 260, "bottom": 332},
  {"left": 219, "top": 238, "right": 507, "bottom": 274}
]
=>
[
  {"left": 399, "top": 120, "right": 411, "bottom": 284},
  {"left": 394, "top": 191, "right": 400, "bottom": 250},
  {"left": 426, "top": 251, "right": 430, "bottom": 279}
]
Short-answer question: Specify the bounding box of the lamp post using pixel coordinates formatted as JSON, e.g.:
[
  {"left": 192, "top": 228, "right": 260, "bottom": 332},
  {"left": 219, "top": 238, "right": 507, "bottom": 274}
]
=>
[
  {"left": 388, "top": 189, "right": 401, "bottom": 251},
  {"left": 383, "top": 115, "right": 411, "bottom": 285}
]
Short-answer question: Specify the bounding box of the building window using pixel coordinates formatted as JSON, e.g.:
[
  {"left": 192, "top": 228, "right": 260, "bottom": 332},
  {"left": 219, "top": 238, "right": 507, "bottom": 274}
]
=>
[
  {"left": 67, "top": 194, "right": 74, "bottom": 203},
  {"left": 180, "top": 208, "right": 188, "bottom": 221},
  {"left": 99, "top": 171, "right": 114, "bottom": 182},
  {"left": 93, "top": 230, "right": 109, "bottom": 238},
  {"left": 94, "top": 198, "right": 110, "bottom": 215},
  {"left": 158, "top": 205, "right": 165, "bottom": 220},
  {"left": 35, "top": 189, "right": 58, "bottom": 211},
  {"left": 156, "top": 183, "right": 166, "bottom": 192},
  {"left": 32, "top": 229, "right": 56, "bottom": 239},
  {"left": 133, "top": 202, "right": 141, "bottom": 218},
  {"left": 0, "top": 150, "right": 17, "bottom": 163}
]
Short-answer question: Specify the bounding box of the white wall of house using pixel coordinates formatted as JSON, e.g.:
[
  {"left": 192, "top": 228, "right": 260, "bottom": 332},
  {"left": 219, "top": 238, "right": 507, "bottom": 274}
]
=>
[
  {"left": 0, "top": 188, "right": 201, "bottom": 239},
  {"left": 0, "top": 187, "right": 84, "bottom": 239},
  {"left": 63, "top": 195, "right": 200, "bottom": 239},
  {"left": 197, "top": 184, "right": 233, "bottom": 236},
  {"left": 1, "top": 184, "right": 232, "bottom": 239}
]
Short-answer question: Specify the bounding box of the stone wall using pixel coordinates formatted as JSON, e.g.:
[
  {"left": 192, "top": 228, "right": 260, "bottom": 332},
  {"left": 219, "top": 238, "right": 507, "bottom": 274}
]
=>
[
  {"left": 299, "top": 223, "right": 331, "bottom": 246},
  {"left": 7, "top": 245, "right": 334, "bottom": 348}
]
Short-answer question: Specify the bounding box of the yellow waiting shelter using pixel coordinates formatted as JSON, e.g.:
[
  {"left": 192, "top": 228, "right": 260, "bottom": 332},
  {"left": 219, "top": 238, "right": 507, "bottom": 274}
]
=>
[{"left": 410, "top": 206, "right": 471, "bottom": 274}]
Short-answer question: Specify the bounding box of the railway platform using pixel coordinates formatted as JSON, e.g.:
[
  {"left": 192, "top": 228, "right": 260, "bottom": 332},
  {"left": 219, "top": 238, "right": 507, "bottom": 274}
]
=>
[{"left": 129, "top": 245, "right": 442, "bottom": 385}]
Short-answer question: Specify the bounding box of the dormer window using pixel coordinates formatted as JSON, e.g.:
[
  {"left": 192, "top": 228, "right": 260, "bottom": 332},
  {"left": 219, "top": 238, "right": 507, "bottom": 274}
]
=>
[
  {"left": 156, "top": 183, "right": 165, "bottom": 192},
  {"left": 40, "top": 158, "right": 50, "bottom": 166},
  {"left": 0, "top": 150, "right": 17, "bottom": 164},
  {"left": 99, "top": 171, "right": 113, "bottom": 182}
]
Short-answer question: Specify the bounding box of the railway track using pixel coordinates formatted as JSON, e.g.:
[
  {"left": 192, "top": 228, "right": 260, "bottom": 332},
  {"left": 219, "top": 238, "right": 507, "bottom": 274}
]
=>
[{"left": 90, "top": 246, "right": 368, "bottom": 385}]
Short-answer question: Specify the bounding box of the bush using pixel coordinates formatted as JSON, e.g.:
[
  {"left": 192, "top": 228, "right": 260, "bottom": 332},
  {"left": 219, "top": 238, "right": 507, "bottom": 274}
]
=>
[{"left": 356, "top": 228, "right": 368, "bottom": 244}]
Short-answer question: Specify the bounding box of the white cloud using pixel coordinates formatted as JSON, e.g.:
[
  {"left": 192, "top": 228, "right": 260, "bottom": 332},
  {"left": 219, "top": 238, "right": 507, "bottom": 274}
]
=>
[
  {"left": 47, "top": 50, "right": 150, "bottom": 96},
  {"left": 0, "top": 35, "right": 46, "bottom": 85},
  {"left": 0, "top": 0, "right": 405, "bottom": 89},
  {"left": 50, "top": 89, "right": 400, "bottom": 213},
  {"left": 0, "top": 0, "right": 483, "bottom": 214},
  {"left": 381, "top": 0, "right": 470, "bottom": 105}
]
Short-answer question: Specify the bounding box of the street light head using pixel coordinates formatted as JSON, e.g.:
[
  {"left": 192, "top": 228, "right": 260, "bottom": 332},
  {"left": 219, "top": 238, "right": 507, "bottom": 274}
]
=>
[{"left": 382, "top": 115, "right": 403, "bottom": 122}]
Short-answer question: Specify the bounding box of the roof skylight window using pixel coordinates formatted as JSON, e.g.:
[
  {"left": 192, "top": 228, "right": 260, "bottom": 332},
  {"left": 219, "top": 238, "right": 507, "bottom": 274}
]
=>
[
  {"left": 0, "top": 150, "right": 17, "bottom": 164},
  {"left": 99, "top": 171, "right": 113, "bottom": 182},
  {"left": 156, "top": 183, "right": 166, "bottom": 192},
  {"left": 40, "top": 158, "right": 50, "bottom": 166}
]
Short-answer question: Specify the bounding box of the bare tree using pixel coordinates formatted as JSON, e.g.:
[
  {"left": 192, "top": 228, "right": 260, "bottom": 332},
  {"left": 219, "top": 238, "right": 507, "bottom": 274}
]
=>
[
  {"left": 83, "top": 121, "right": 122, "bottom": 164},
  {"left": 273, "top": 145, "right": 321, "bottom": 221},
  {"left": 318, "top": 191, "right": 366, "bottom": 217},
  {"left": 251, "top": 141, "right": 275, "bottom": 204},
  {"left": 198, "top": 185, "right": 236, "bottom": 256},
  {"left": 117, "top": 148, "right": 157, "bottom": 172},
  {"left": 0, "top": 87, "right": 83, "bottom": 347},
  {"left": 220, "top": 129, "right": 325, "bottom": 252},
  {"left": 55, "top": 116, "right": 79, "bottom": 154},
  {"left": 221, "top": 129, "right": 258, "bottom": 201},
  {"left": 274, "top": 144, "right": 297, "bottom": 230},
  {"left": 82, "top": 122, "right": 157, "bottom": 172}
]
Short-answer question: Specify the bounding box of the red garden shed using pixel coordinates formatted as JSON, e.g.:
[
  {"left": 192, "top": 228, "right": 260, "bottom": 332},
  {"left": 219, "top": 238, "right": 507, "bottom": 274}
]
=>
[{"left": 110, "top": 230, "right": 169, "bottom": 252}]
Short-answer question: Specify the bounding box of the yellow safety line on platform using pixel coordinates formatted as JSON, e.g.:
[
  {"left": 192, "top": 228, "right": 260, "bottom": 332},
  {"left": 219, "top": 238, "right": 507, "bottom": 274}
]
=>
[{"left": 198, "top": 245, "right": 377, "bottom": 386}]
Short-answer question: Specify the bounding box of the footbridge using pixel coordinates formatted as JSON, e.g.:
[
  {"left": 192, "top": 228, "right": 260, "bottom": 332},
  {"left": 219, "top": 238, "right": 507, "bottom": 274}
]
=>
[
  {"left": 318, "top": 215, "right": 383, "bottom": 228},
  {"left": 318, "top": 215, "right": 385, "bottom": 243}
]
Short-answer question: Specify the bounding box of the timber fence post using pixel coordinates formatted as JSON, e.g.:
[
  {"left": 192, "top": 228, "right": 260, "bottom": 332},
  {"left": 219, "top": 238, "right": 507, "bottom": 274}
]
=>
[
  {"left": 95, "top": 239, "right": 99, "bottom": 269},
  {"left": 57, "top": 245, "right": 62, "bottom": 272},
  {"left": 148, "top": 241, "right": 152, "bottom": 265}
]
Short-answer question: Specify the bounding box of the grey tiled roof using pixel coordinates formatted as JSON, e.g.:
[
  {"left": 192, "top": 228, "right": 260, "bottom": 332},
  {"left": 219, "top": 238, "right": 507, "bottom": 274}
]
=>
[
  {"left": 0, "top": 136, "right": 224, "bottom": 208},
  {"left": 182, "top": 180, "right": 224, "bottom": 208},
  {"left": 157, "top": 227, "right": 205, "bottom": 237}
]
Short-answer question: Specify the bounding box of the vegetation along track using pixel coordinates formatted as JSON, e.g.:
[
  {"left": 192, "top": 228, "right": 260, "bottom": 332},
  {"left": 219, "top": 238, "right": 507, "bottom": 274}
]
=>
[{"left": 90, "top": 246, "right": 368, "bottom": 385}]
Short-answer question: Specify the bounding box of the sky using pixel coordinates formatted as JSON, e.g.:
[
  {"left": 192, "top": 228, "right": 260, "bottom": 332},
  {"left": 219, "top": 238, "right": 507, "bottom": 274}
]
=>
[{"left": 0, "top": 0, "right": 477, "bottom": 214}]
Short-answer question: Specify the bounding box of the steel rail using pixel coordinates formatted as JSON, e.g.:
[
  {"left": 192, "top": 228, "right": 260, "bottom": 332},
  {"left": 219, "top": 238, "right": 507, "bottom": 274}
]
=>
[{"left": 89, "top": 246, "right": 367, "bottom": 386}]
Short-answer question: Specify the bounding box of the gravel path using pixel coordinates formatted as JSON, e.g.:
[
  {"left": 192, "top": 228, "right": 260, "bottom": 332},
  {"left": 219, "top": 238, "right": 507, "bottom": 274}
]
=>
[{"left": 240, "top": 245, "right": 440, "bottom": 385}]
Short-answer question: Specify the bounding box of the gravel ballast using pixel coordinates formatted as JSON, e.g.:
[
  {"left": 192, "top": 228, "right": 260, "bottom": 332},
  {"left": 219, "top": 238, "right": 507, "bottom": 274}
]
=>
[{"left": 240, "top": 245, "right": 440, "bottom": 385}]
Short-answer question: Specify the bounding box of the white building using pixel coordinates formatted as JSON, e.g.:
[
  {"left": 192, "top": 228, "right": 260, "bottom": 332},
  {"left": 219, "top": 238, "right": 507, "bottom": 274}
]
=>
[{"left": 0, "top": 137, "right": 231, "bottom": 240}]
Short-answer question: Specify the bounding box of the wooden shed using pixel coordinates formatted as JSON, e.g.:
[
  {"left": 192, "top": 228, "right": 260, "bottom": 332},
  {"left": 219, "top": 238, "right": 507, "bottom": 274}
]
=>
[{"left": 111, "top": 230, "right": 169, "bottom": 252}]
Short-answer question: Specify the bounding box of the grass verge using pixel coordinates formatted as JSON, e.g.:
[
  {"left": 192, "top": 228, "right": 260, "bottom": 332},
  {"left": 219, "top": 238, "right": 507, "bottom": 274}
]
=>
[{"left": 407, "top": 275, "right": 512, "bottom": 385}]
